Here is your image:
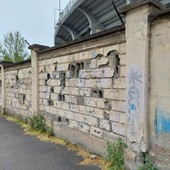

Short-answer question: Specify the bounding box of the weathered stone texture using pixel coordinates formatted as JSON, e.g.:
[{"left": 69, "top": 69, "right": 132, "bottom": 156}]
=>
[{"left": 5, "top": 68, "right": 32, "bottom": 114}]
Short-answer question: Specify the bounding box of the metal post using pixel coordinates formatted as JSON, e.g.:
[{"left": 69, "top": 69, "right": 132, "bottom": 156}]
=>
[{"left": 112, "top": 0, "right": 125, "bottom": 28}]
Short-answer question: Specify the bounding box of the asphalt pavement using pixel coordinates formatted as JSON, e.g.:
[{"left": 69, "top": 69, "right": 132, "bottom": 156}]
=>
[{"left": 0, "top": 116, "right": 100, "bottom": 170}]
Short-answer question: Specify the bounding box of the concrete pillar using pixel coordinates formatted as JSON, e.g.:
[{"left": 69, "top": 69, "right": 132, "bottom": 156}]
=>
[
  {"left": 29, "top": 44, "right": 49, "bottom": 114},
  {"left": 31, "top": 50, "right": 39, "bottom": 114},
  {"left": 0, "top": 65, "right": 5, "bottom": 114},
  {"left": 120, "top": 1, "right": 165, "bottom": 169}
]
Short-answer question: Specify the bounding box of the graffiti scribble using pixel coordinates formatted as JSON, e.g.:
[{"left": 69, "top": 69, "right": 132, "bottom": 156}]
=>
[{"left": 129, "top": 69, "right": 142, "bottom": 85}]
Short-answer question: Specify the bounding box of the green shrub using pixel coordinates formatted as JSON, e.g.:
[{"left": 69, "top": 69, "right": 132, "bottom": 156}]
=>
[
  {"left": 28, "top": 114, "right": 53, "bottom": 136},
  {"left": 139, "top": 155, "right": 158, "bottom": 170},
  {"left": 106, "top": 138, "right": 127, "bottom": 170}
]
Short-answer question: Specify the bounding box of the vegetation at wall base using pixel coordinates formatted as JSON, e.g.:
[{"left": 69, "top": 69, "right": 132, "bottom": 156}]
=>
[
  {"left": 106, "top": 138, "right": 127, "bottom": 170},
  {"left": 27, "top": 114, "right": 53, "bottom": 137},
  {"left": 139, "top": 154, "right": 158, "bottom": 170}
]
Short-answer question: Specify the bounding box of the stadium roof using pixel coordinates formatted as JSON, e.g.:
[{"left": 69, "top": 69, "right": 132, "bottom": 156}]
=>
[{"left": 54, "top": 0, "right": 170, "bottom": 45}]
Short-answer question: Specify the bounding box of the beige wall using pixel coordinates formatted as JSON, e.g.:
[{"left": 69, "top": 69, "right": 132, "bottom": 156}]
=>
[
  {"left": 4, "top": 65, "right": 32, "bottom": 118},
  {"left": 38, "top": 31, "right": 127, "bottom": 154},
  {"left": 149, "top": 16, "right": 170, "bottom": 167},
  {"left": 0, "top": 2, "right": 170, "bottom": 169}
]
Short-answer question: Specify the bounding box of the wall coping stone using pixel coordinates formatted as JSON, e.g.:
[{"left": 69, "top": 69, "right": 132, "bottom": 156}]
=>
[
  {"left": 37, "top": 25, "right": 125, "bottom": 55},
  {"left": 149, "top": 9, "right": 170, "bottom": 22},
  {"left": 120, "top": 0, "right": 166, "bottom": 14}
]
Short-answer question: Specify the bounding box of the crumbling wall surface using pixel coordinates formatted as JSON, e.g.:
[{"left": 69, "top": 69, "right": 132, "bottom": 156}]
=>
[
  {"left": 149, "top": 16, "right": 170, "bottom": 168},
  {"left": 38, "top": 32, "right": 127, "bottom": 154},
  {"left": 5, "top": 65, "right": 32, "bottom": 118}
]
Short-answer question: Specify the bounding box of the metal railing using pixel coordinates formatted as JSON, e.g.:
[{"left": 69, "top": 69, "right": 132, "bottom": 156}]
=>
[{"left": 55, "top": 0, "right": 84, "bottom": 26}]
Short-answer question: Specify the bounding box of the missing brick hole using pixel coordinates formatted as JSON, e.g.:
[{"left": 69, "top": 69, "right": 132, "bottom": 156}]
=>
[
  {"left": 48, "top": 100, "right": 53, "bottom": 106},
  {"left": 99, "top": 90, "right": 103, "bottom": 98},
  {"left": 51, "top": 87, "right": 54, "bottom": 93},
  {"left": 58, "top": 94, "right": 65, "bottom": 101},
  {"left": 57, "top": 117, "right": 62, "bottom": 122},
  {"left": 16, "top": 75, "right": 19, "bottom": 81},
  {"left": 55, "top": 65, "right": 57, "bottom": 71},
  {"left": 61, "top": 72, "right": 66, "bottom": 88},
  {"left": 47, "top": 73, "right": 50, "bottom": 80},
  {"left": 45, "top": 80, "right": 48, "bottom": 86},
  {"left": 80, "top": 62, "right": 84, "bottom": 69}
]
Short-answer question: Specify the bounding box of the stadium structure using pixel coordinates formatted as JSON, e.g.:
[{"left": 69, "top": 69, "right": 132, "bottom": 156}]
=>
[{"left": 54, "top": 0, "right": 170, "bottom": 45}]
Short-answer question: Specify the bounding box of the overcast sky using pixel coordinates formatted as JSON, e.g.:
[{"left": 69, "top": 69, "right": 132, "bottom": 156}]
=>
[{"left": 0, "top": 0, "right": 70, "bottom": 47}]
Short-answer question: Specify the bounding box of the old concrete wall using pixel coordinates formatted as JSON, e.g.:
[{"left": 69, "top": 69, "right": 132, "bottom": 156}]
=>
[
  {"left": 4, "top": 63, "right": 32, "bottom": 119},
  {"left": 0, "top": 1, "right": 170, "bottom": 168},
  {"left": 149, "top": 15, "right": 170, "bottom": 168},
  {"left": 38, "top": 31, "right": 127, "bottom": 154},
  {"left": 0, "top": 73, "right": 2, "bottom": 107}
]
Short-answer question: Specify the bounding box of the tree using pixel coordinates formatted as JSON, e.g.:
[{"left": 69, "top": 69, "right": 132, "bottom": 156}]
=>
[{"left": 0, "top": 31, "right": 29, "bottom": 63}]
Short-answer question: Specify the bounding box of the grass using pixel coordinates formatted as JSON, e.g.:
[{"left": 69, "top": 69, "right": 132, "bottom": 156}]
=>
[{"left": 0, "top": 113, "right": 108, "bottom": 169}]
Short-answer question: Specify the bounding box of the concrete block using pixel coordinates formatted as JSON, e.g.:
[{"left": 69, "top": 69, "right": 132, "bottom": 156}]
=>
[
  {"left": 112, "top": 122, "right": 126, "bottom": 136},
  {"left": 76, "top": 96, "right": 85, "bottom": 106},
  {"left": 96, "top": 99, "right": 105, "bottom": 109},
  {"left": 59, "top": 55, "right": 69, "bottom": 63},
  {"left": 113, "top": 78, "right": 126, "bottom": 89},
  {"left": 39, "top": 66, "right": 45, "bottom": 73},
  {"left": 39, "top": 92, "right": 50, "bottom": 99},
  {"left": 79, "top": 70, "right": 90, "bottom": 79},
  {"left": 39, "top": 73, "right": 48, "bottom": 79},
  {"left": 51, "top": 93, "right": 58, "bottom": 101},
  {"left": 120, "top": 113, "right": 127, "bottom": 124},
  {"left": 112, "top": 101, "right": 126, "bottom": 112},
  {"left": 45, "top": 106, "right": 51, "bottom": 113},
  {"left": 66, "top": 79, "right": 78, "bottom": 87},
  {"left": 54, "top": 87, "right": 62, "bottom": 94},
  {"left": 99, "top": 120, "right": 111, "bottom": 131},
  {"left": 69, "top": 120, "right": 79, "bottom": 129},
  {"left": 79, "top": 51, "right": 89, "bottom": 60},
  {"left": 57, "top": 108, "right": 66, "bottom": 117},
  {"left": 79, "top": 88, "right": 91, "bottom": 97},
  {"left": 90, "top": 127, "right": 103, "bottom": 138},
  {"left": 70, "top": 104, "right": 80, "bottom": 113},
  {"left": 84, "top": 97, "right": 97, "bottom": 107},
  {"left": 79, "top": 123, "right": 90, "bottom": 134},
  {"left": 84, "top": 115, "right": 98, "bottom": 127},
  {"left": 90, "top": 59, "right": 97, "bottom": 69},
  {"left": 65, "top": 95, "right": 77, "bottom": 104},
  {"left": 47, "top": 79, "right": 60, "bottom": 86},
  {"left": 119, "top": 54, "right": 126, "bottom": 65},
  {"left": 120, "top": 65, "right": 126, "bottom": 77},
  {"left": 110, "top": 111, "right": 120, "bottom": 122},
  {"left": 86, "top": 79, "right": 112, "bottom": 88},
  {"left": 60, "top": 102, "right": 70, "bottom": 111},
  {"left": 65, "top": 110, "right": 75, "bottom": 120},
  {"left": 74, "top": 113, "right": 84, "bottom": 122},
  {"left": 51, "top": 107, "right": 58, "bottom": 115},
  {"left": 91, "top": 68, "right": 114, "bottom": 78},
  {"left": 43, "top": 99, "right": 49, "bottom": 106},
  {"left": 78, "top": 79, "right": 86, "bottom": 87},
  {"left": 39, "top": 86, "right": 48, "bottom": 92},
  {"left": 57, "top": 63, "right": 69, "bottom": 71},
  {"left": 120, "top": 43, "right": 126, "bottom": 54},
  {"left": 53, "top": 101, "right": 61, "bottom": 108},
  {"left": 104, "top": 89, "right": 126, "bottom": 100}
]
